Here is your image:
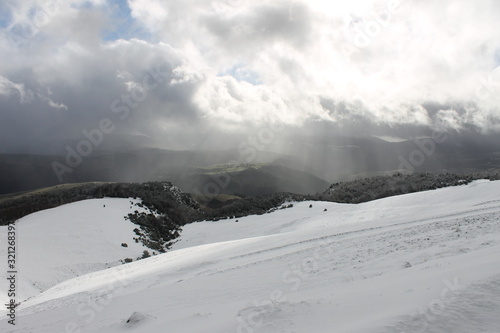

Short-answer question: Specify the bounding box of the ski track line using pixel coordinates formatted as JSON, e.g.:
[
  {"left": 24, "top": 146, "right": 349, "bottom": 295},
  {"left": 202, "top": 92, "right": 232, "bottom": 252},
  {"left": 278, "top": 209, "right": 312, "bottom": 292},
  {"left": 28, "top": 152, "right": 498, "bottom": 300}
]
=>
[{"left": 189, "top": 210, "right": 500, "bottom": 280}]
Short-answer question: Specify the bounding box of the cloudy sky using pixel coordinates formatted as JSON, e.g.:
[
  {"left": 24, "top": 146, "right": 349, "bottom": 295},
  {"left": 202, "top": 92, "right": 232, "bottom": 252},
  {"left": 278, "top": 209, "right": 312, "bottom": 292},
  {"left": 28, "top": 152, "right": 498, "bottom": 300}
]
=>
[{"left": 1, "top": 0, "right": 500, "bottom": 154}]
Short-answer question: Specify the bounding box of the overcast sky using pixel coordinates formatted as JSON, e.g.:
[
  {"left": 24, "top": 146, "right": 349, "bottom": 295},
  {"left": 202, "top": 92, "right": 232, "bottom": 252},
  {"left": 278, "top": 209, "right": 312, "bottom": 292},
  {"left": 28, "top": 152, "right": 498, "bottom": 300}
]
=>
[{"left": 1, "top": 0, "right": 500, "bottom": 154}]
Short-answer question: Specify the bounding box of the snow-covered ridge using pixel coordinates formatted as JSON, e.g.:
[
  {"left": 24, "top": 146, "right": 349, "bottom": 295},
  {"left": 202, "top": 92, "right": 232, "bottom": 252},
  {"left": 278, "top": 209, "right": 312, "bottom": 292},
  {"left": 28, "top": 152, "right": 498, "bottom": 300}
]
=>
[
  {"left": 1, "top": 180, "right": 500, "bottom": 332},
  {"left": 0, "top": 197, "right": 152, "bottom": 303}
]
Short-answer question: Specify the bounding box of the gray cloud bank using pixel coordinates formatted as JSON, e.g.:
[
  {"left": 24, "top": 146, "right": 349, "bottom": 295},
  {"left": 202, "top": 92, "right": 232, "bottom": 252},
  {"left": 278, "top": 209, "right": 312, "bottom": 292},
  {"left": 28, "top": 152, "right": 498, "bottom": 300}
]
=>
[{"left": 1, "top": 0, "right": 500, "bottom": 155}]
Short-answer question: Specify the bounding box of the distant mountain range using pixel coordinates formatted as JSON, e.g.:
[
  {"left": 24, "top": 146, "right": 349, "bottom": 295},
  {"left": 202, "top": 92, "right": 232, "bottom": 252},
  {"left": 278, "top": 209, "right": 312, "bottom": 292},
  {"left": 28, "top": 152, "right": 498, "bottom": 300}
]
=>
[{"left": 1, "top": 134, "right": 499, "bottom": 195}]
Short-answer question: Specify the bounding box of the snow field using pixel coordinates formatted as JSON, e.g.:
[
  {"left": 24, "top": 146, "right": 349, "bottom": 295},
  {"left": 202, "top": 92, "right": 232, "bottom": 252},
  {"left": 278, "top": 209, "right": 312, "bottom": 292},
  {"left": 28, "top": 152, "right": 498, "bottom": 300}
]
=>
[{"left": 1, "top": 180, "right": 500, "bottom": 332}]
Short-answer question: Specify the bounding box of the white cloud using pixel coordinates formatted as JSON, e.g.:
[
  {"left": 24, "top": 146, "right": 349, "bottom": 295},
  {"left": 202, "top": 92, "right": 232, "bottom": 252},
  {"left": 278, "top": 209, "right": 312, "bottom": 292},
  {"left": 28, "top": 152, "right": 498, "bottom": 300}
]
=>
[
  {"left": 1, "top": 0, "right": 500, "bottom": 153},
  {"left": 126, "top": 0, "right": 500, "bottom": 129},
  {"left": 47, "top": 99, "right": 68, "bottom": 110},
  {"left": 0, "top": 75, "right": 32, "bottom": 103}
]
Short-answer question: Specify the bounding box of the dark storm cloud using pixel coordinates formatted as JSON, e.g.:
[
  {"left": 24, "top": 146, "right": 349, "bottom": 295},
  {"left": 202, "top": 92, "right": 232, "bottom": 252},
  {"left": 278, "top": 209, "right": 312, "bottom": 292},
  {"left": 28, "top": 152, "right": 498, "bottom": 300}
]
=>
[
  {"left": 0, "top": 33, "right": 206, "bottom": 153},
  {"left": 1, "top": 0, "right": 500, "bottom": 155}
]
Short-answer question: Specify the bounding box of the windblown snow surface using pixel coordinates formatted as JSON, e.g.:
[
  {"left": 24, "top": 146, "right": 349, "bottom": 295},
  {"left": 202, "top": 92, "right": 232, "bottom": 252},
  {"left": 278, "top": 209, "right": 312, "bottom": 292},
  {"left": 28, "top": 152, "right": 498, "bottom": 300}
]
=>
[
  {"left": 1, "top": 180, "right": 500, "bottom": 333},
  {"left": 0, "top": 198, "right": 152, "bottom": 302}
]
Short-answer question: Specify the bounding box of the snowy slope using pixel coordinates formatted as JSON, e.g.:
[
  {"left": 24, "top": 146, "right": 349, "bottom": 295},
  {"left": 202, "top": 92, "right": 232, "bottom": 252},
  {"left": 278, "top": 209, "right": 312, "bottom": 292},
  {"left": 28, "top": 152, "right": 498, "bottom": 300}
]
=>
[
  {"left": 1, "top": 180, "right": 500, "bottom": 332},
  {"left": 0, "top": 198, "right": 152, "bottom": 304}
]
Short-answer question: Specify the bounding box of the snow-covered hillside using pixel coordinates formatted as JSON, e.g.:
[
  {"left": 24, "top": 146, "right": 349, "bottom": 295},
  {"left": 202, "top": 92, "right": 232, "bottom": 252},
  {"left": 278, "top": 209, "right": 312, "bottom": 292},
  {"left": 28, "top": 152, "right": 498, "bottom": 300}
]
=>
[
  {"left": 2, "top": 180, "right": 500, "bottom": 332},
  {"left": 0, "top": 198, "right": 152, "bottom": 304}
]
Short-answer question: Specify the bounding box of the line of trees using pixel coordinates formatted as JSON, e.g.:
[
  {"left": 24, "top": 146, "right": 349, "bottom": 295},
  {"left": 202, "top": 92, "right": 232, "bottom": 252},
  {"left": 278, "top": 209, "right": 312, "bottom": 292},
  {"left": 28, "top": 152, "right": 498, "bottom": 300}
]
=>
[
  {"left": 320, "top": 170, "right": 500, "bottom": 203},
  {"left": 1, "top": 169, "right": 499, "bottom": 252}
]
